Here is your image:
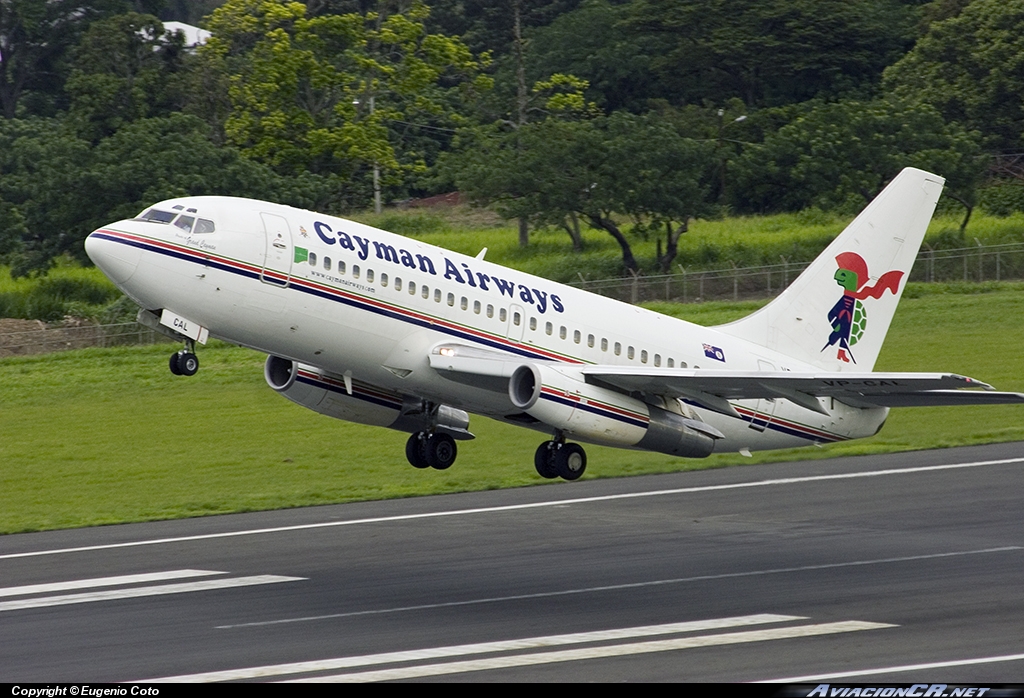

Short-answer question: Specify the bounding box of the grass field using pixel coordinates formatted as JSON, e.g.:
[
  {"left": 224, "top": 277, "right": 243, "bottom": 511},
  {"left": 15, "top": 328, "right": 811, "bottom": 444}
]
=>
[{"left": 2, "top": 285, "right": 1022, "bottom": 534}]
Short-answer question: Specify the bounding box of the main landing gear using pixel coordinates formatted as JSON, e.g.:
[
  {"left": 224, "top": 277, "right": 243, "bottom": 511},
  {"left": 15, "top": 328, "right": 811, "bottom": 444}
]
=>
[
  {"left": 406, "top": 431, "right": 458, "bottom": 470},
  {"left": 168, "top": 339, "right": 199, "bottom": 377},
  {"left": 535, "top": 438, "right": 587, "bottom": 481}
]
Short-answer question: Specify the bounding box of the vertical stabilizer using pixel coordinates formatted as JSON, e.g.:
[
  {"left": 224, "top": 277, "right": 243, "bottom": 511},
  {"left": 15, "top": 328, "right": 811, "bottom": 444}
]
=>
[{"left": 715, "top": 167, "right": 944, "bottom": 371}]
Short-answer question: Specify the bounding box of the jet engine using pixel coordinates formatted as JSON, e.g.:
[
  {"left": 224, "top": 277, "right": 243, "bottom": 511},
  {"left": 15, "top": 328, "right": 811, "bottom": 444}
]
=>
[
  {"left": 264, "top": 356, "right": 473, "bottom": 439},
  {"left": 508, "top": 362, "right": 720, "bottom": 458}
]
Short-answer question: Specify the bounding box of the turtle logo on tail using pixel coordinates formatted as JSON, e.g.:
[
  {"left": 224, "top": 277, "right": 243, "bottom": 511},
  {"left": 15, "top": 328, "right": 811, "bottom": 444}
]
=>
[{"left": 823, "top": 252, "right": 904, "bottom": 363}]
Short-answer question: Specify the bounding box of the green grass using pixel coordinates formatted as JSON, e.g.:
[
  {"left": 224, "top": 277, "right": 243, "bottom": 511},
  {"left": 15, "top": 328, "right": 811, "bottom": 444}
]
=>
[
  {"left": 2, "top": 285, "right": 1023, "bottom": 534},
  {"left": 354, "top": 207, "right": 1024, "bottom": 283}
]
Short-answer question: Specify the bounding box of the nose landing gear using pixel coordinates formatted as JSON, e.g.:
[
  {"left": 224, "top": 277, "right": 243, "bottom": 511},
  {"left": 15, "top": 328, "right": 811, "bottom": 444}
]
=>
[{"left": 169, "top": 340, "right": 199, "bottom": 376}]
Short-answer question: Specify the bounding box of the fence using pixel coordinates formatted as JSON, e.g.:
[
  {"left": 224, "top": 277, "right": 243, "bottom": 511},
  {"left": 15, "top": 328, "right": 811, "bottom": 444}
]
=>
[
  {"left": 2, "top": 242, "right": 1024, "bottom": 357},
  {"left": 0, "top": 321, "right": 171, "bottom": 358},
  {"left": 571, "top": 242, "right": 1024, "bottom": 304}
]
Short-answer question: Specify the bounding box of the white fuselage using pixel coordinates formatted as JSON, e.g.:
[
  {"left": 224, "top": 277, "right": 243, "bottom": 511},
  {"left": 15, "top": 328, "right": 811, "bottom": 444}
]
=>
[{"left": 86, "top": 196, "right": 888, "bottom": 456}]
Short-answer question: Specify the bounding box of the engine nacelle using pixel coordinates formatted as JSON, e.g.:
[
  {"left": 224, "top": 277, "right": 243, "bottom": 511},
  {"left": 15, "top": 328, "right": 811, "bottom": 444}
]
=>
[
  {"left": 509, "top": 362, "right": 718, "bottom": 458},
  {"left": 264, "top": 356, "right": 473, "bottom": 439}
]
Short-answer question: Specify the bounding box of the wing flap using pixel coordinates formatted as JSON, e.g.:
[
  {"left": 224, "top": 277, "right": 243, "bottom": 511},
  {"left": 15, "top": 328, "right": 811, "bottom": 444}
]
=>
[{"left": 579, "top": 366, "right": 1024, "bottom": 412}]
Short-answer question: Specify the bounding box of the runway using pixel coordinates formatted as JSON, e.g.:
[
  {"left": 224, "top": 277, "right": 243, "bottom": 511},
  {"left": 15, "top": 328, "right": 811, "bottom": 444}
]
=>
[{"left": 2, "top": 442, "right": 1023, "bottom": 683}]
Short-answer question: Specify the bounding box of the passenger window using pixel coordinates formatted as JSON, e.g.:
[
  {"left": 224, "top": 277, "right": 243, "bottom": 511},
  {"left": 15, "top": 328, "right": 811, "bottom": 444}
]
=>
[
  {"left": 559, "top": 326, "right": 567, "bottom": 340},
  {"left": 173, "top": 215, "right": 195, "bottom": 232},
  {"left": 408, "top": 282, "right": 416, "bottom": 295},
  {"left": 545, "top": 322, "right": 553, "bottom": 336},
  {"left": 366, "top": 269, "right": 374, "bottom": 283},
  {"left": 323, "top": 257, "right": 331, "bottom": 271},
  {"left": 395, "top": 277, "right": 402, "bottom": 291},
  {"left": 194, "top": 218, "right": 216, "bottom": 234},
  {"left": 587, "top": 334, "right": 595, "bottom": 348},
  {"left": 614, "top": 342, "right": 621, "bottom": 356},
  {"left": 601, "top": 338, "right": 608, "bottom": 352},
  {"left": 654, "top": 353, "right": 661, "bottom": 367},
  {"left": 381, "top": 273, "right": 388, "bottom": 287},
  {"left": 529, "top": 317, "right": 537, "bottom": 331},
  {"left": 513, "top": 311, "right": 521, "bottom": 326},
  {"left": 680, "top": 361, "right": 688, "bottom": 368},
  {"left": 500, "top": 308, "right": 507, "bottom": 322},
  {"left": 353, "top": 265, "right": 360, "bottom": 279},
  {"left": 641, "top": 350, "right": 648, "bottom": 364},
  {"left": 338, "top": 261, "right": 346, "bottom": 274},
  {"left": 460, "top": 296, "right": 468, "bottom": 310},
  {"left": 486, "top": 304, "right": 494, "bottom": 318},
  {"left": 573, "top": 330, "right": 581, "bottom": 344},
  {"left": 667, "top": 358, "right": 674, "bottom": 368},
  {"left": 422, "top": 285, "right": 429, "bottom": 299},
  {"left": 309, "top": 252, "right": 317, "bottom": 267},
  {"left": 474, "top": 300, "right": 481, "bottom": 314},
  {"left": 435, "top": 289, "right": 442, "bottom": 303},
  {"left": 628, "top": 346, "right": 635, "bottom": 360},
  {"left": 447, "top": 292, "right": 454, "bottom": 306}
]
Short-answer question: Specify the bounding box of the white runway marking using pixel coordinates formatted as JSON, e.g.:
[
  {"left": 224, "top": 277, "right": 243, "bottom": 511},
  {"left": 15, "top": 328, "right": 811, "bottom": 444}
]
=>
[
  {"left": 287, "top": 622, "right": 895, "bottom": 683},
  {"left": 216, "top": 546, "right": 1019, "bottom": 629},
  {"left": 764, "top": 652, "right": 1024, "bottom": 681},
  {"left": 0, "top": 569, "right": 223, "bottom": 598},
  {"left": 3, "top": 456, "right": 1022, "bottom": 562},
  {"left": 143, "top": 614, "right": 804, "bottom": 682},
  {"left": 0, "top": 575, "right": 305, "bottom": 612}
]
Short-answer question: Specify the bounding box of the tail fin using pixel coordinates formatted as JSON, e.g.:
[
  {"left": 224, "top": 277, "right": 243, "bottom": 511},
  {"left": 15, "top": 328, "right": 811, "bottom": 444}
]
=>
[{"left": 715, "top": 167, "right": 944, "bottom": 371}]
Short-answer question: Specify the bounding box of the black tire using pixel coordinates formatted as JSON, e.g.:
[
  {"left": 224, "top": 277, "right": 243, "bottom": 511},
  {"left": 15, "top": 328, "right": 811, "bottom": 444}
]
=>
[
  {"left": 534, "top": 442, "right": 559, "bottom": 479},
  {"left": 424, "top": 433, "right": 457, "bottom": 470},
  {"left": 169, "top": 352, "right": 182, "bottom": 375},
  {"left": 405, "top": 432, "right": 430, "bottom": 469},
  {"left": 554, "top": 442, "right": 586, "bottom": 481},
  {"left": 179, "top": 352, "right": 199, "bottom": 376}
]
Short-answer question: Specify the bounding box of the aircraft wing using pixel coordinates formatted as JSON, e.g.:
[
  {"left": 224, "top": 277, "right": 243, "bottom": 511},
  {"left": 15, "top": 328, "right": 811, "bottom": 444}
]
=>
[
  {"left": 580, "top": 366, "right": 1024, "bottom": 416},
  {"left": 427, "top": 344, "right": 1024, "bottom": 418}
]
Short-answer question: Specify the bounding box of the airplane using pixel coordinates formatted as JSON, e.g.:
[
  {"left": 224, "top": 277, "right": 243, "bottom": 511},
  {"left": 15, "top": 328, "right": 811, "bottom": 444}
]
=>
[{"left": 85, "top": 167, "right": 1024, "bottom": 481}]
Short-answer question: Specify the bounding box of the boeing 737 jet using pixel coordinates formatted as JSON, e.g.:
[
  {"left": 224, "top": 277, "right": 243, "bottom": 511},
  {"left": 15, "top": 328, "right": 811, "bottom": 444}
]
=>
[{"left": 85, "top": 168, "right": 1024, "bottom": 480}]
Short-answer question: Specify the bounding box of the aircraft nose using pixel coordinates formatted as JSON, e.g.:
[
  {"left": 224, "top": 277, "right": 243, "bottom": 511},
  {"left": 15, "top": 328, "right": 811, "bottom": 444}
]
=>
[{"left": 85, "top": 229, "right": 141, "bottom": 285}]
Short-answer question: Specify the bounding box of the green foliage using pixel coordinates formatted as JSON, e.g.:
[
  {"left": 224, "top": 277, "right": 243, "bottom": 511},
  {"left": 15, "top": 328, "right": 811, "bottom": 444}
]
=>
[
  {"left": 626, "top": 0, "right": 918, "bottom": 107},
  {"left": 883, "top": 0, "right": 1024, "bottom": 150},
  {"left": 65, "top": 12, "right": 189, "bottom": 142},
  {"left": 979, "top": 181, "right": 1024, "bottom": 217},
  {"left": 731, "top": 98, "right": 984, "bottom": 215},
  {"left": 0, "top": 263, "right": 122, "bottom": 321},
  {"left": 204, "top": 0, "right": 484, "bottom": 206}
]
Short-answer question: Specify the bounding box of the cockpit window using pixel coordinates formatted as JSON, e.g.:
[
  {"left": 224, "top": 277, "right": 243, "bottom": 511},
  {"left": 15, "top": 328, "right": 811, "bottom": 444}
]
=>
[
  {"left": 194, "top": 218, "right": 216, "bottom": 234},
  {"left": 173, "top": 215, "right": 195, "bottom": 232},
  {"left": 139, "top": 209, "right": 176, "bottom": 223}
]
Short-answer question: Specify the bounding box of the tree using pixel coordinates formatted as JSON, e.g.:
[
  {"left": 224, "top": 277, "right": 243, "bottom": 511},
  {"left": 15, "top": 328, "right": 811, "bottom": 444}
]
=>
[
  {"left": 626, "top": 0, "right": 918, "bottom": 108},
  {"left": 883, "top": 0, "right": 1024, "bottom": 150},
  {"left": 202, "top": 0, "right": 483, "bottom": 210},
  {"left": 65, "top": 12, "right": 189, "bottom": 142},
  {"left": 730, "top": 98, "right": 984, "bottom": 231},
  {"left": 0, "top": 0, "right": 143, "bottom": 119},
  {"left": 448, "top": 112, "right": 718, "bottom": 273}
]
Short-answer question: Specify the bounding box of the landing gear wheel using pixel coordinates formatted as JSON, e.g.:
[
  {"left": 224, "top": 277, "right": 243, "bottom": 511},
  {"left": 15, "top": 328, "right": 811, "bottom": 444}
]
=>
[
  {"left": 178, "top": 352, "right": 199, "bottom": 376},
  {"left": 405, "top": 432, "right": 429, "bottom": 469},
  {"left": 534, "top": 441, "right": 559, "bottom": 479},
  {"left": 169, "top": 352, "right": 182, "bottom": 375},
  {"left": 553, "top": 442, "right": 586, "bottom": 481},
  {"left": 424, "top": 433, "right": 457, "bottom": 470}
]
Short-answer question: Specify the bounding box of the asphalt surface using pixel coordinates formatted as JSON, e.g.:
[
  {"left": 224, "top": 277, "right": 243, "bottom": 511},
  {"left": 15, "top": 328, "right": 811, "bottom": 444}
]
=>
[{"left": 2, "top": 442, "right": 1023, "bottom": 683}]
